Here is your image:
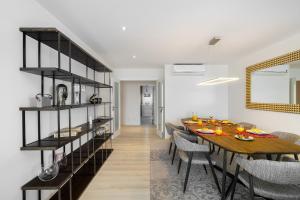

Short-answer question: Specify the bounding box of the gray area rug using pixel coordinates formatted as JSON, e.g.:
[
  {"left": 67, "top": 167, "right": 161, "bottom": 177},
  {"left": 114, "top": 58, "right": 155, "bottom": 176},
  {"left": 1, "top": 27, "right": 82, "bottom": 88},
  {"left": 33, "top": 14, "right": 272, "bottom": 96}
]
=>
[{"left": 150, "top": 140, "right": 251, "bottom": 200}]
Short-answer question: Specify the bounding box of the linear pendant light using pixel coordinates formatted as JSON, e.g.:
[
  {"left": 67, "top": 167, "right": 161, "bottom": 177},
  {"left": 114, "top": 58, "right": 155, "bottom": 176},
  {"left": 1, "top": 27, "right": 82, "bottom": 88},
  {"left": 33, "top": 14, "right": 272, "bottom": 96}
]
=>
[{"left": 197, "top": 77, "right": 239, "bottom": 86}]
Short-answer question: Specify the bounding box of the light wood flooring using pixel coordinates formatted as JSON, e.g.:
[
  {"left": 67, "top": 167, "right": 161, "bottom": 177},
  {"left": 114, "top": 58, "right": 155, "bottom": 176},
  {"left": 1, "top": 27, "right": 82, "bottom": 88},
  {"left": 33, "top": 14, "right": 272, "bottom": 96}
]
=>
[{"left": 80, "top": 126, "right": 158, "bottom": 200}]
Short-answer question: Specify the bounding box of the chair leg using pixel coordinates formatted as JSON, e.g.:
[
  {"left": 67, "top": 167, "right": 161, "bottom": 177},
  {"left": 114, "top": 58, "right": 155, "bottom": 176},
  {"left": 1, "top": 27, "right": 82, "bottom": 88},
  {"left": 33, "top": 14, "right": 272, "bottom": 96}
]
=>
[
  {"left": 172, "top": 145, "right": 177, "bottom": 165},
  {"left": 205, "top": 153, "right": 221, "bottom": 193},
  {"left": 249, "top": 174, "right": 255, "bottom": 200},
  {"left": 217, "top": 147, "right": 221, "bottom": 155},
  {"left": 168, "top": 142, "right": 173, "bottom": 155},
  {"left": 230, "top": 165, "right": 240, "bottom": 200},
  {"left": 276, "top": 154, "right": 281, "bottom": 161},
  {"left": 294, "top": 154, "right": 299, "bottom": 161},
  {"left": 177, "top": 158, "right": 182, "bottom": 174},
  {"left": 183, "top": 152, "right": 193, "bottom": 193},
  {"left": 230, "top": 153, "right": 235, "bottom": 165},
  {"left": 202, "top": 165, "right": 208, "bottom": 174}
]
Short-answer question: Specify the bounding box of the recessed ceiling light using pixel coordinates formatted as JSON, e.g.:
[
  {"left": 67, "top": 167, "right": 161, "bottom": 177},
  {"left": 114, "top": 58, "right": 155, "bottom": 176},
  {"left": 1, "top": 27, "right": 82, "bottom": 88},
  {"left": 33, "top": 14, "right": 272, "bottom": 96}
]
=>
[
  {"left": 132, "top": 55, "right": 136, "bottom": 59},
  {"left": 122, "top": 26, "right": 126, "bottom": 31},
  {"left": 197, "top": 77, "right": 239, "bottom": 86}
]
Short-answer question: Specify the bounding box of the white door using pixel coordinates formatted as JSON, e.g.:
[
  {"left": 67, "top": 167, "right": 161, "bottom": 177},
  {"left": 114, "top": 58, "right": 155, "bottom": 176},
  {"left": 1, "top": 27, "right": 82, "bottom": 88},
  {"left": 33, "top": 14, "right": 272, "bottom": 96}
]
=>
[{"left": 157, "top": 81, "right": 165, "bottom": 138}]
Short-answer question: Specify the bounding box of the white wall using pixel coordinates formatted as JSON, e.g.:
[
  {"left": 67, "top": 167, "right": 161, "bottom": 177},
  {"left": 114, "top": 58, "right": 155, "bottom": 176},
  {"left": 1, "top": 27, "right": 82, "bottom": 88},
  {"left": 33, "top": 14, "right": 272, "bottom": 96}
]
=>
[
  {"left": 0, "top": 0, "right": 110, "bottom": 199},
  {"left": 113, "top": 68, "right": 163, "bottom": 81},
  {"left": 121, "top": 81, "right": 156, "bottom": 125},
  {"left": 229, "top": 32, "right": 300, "bottom": 134},
  {"left": 164, "top": 65, "right": 229, "bottom": 130}
]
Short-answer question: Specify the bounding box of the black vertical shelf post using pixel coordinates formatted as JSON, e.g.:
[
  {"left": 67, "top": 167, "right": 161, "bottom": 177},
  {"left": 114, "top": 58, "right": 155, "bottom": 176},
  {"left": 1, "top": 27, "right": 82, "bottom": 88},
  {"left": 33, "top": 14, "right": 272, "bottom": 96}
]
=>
[
  {"left": 22, "top": 111, "right": 26, "bottom": 147},
  {"left": 57, "top": 32, "right": 61, "bottom": 69},
  {"left": 103, "top": 68, "right": 107, "bottom": 158},
  {"left": 22, "top": 33, "right": 26, "bottom": 68},
  {"left": 109, "top": 72, "right": 113, "bottom": 149}
]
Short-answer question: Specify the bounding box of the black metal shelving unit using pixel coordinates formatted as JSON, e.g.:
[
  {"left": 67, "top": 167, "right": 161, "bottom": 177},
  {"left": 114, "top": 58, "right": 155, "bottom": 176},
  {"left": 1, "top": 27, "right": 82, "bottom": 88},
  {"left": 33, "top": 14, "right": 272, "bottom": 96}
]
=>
[{"left": 20, "top": 27, "right": 113, "bottom": 200}]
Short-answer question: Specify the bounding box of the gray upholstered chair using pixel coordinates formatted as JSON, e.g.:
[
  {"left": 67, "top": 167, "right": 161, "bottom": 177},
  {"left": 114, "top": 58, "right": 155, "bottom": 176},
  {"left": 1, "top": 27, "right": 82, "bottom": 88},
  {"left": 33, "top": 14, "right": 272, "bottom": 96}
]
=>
[
  {"left": 238, "top": 122, "right": 256, "bottom": 130},
  {"left": 173, "top": 131, "right": 220, "bottom": 193},
  {"left": 165, "top": 123, "right": 197, "bottom": 165},
  {"left": 281, "top": 139, "right": 300, "bottom": 162},
  {"left": 228, "top": 122, "right": 256, "bottom": 164},
  {"left": 230, "top": 156, "right": 300, "bottom": 200},
  {"left": 272, "top": 132, "right": 300, "bottom": 161}
]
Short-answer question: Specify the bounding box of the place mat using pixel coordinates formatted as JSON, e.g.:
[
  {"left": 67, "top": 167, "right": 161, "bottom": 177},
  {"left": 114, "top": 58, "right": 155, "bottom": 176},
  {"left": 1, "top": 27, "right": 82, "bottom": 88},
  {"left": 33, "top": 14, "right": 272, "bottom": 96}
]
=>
[{"left": 241, "top": 132, "right": 278, "bottom": 138}]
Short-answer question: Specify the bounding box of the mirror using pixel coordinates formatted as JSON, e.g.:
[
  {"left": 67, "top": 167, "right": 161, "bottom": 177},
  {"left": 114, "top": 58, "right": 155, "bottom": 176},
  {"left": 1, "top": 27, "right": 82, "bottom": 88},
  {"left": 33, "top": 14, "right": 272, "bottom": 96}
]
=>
[
  {"left": 246, "top": 49, "right": 300, "bottom": 114},
  {"left": 251, "top": 60, "right": 300, "bottom": 104}
]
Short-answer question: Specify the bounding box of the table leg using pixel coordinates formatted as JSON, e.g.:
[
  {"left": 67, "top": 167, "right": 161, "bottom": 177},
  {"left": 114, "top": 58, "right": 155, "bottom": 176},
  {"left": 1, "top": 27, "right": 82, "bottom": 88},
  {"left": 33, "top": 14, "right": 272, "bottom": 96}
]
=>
[{"left": 221, "top": 150, "right": 227, "bottom": 200}]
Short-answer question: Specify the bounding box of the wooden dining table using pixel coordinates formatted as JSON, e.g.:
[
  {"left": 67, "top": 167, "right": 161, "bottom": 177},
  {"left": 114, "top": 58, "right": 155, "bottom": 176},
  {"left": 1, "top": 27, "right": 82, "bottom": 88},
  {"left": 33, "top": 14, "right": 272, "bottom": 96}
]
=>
[{"left": 182, "top": 118, "right": 300, "bottom": 200}]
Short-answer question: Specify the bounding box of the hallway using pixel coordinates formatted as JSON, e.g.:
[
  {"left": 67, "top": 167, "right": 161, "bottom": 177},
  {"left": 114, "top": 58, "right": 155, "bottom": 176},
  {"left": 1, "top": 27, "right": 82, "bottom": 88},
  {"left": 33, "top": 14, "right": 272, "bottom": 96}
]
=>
[{"left": 80, "top": 126, "right": 157, "bottom": 200}]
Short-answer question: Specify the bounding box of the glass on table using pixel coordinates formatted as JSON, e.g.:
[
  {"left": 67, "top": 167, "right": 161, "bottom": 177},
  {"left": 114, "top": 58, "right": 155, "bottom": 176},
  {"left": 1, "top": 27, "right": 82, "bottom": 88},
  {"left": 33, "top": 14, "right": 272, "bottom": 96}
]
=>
[
  {"left": 197, "top": 119, "right": 203, "bottom": 126},
  {"left": 192, "top": 112, "right": 198, "bottom": 121},
  {"left": 236, "top": 125, "right": 245, "bottom": 134},
  {"left": 215, "top": 126, "right": 223, "bottom": 135}
]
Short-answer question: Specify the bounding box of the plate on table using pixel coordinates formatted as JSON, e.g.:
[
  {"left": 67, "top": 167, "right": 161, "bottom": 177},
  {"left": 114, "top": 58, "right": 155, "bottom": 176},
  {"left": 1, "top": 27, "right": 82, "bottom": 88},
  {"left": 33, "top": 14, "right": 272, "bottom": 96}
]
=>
[
  {"left": 196, "top": 128, "right": 215, "bottom": 134},
  {"left": 246, "top": 128, "right": 269, "bottom": 135},
  {"left": 234, "top": 134, "right": 254, "bottom": 141}
]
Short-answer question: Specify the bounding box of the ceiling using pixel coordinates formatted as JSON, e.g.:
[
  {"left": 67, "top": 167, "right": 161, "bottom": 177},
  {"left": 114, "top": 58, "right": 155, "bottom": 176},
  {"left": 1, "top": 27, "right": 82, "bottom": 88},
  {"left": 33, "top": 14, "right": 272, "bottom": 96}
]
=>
[{"left": 37, "top": 0, "right": 300, "bottom": 69}]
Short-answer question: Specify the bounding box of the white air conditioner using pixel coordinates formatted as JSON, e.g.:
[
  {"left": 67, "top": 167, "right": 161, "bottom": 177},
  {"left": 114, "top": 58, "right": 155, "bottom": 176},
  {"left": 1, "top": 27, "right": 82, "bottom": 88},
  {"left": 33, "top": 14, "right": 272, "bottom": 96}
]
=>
[
  {"left": 172, "top": 64, "right": 206, "bottom": 75},
  {"left": 254, "top": 65, "right": 289, "bottom": 76}
]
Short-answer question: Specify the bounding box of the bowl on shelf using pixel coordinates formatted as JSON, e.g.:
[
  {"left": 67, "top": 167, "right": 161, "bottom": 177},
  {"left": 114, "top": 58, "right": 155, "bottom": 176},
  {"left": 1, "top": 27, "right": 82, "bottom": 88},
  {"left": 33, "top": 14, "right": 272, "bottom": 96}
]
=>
[{"left": 37, "top": 163, "right": 59, "bottom": 182}]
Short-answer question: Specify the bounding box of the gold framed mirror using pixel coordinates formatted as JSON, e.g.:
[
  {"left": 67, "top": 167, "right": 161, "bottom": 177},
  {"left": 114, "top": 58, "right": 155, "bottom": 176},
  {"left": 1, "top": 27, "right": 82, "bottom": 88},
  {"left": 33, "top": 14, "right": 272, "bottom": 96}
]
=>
[{"left": 246, "top": 49, "right": 300, "bottom": 114}]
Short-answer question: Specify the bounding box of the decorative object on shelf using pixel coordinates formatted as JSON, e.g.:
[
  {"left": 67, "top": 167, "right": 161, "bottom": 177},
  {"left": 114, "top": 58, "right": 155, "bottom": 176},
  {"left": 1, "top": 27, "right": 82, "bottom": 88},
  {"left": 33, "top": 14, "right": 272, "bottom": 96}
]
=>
[
  {"left": 37, "top": 162, "right": 59, "bottom": 182},
  {"left": 74, "top": 84, "right": 80, "bottom": 104},
  {"left": 56, "top": 84, "right": 68, "bottom": 106},
  {"left": 35, "top": 94, "right": 52, "bottom": 107},
  {"left": 89, "top": 94, "right": 102, "bottom": 104},
  {"left": 55, "top": 152, "right": 67, "bottom": 167},
  {"left": 97, "top": 126, "right": 107, "bottom": 136},
  {"left": 89, "top": 116, "right": 93, "bottom": 128},
  {"left": 53, "top": 127, "right": 82, "bottom": 138}
]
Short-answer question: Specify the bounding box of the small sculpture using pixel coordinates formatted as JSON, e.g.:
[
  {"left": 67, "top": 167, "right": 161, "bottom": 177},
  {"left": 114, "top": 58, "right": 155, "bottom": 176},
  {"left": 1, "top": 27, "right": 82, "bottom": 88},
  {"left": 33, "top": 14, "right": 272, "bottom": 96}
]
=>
[
  {"left": 89, "top": 94, "right": 102, "bottom": 104},
  {"left": 56, "top": 84, "right": 68, "bottom": 106}
]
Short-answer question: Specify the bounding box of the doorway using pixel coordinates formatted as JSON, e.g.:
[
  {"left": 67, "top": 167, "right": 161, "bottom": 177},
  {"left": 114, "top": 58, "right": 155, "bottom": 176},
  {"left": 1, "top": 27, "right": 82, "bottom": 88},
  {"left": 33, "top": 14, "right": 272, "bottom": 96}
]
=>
[
  {"left": 140, "top": 85, "right": 155, "bottom": 125},
  {"left": 120, "top": 81, "right": 157, "bottom": 126}
]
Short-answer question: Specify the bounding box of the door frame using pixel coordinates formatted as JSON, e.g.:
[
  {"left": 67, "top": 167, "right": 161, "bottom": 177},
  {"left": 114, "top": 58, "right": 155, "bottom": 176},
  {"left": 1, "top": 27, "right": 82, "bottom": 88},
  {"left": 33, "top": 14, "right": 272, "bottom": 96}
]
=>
[{"left": 156, "top": 80, "right": 165, "bottom": 138}]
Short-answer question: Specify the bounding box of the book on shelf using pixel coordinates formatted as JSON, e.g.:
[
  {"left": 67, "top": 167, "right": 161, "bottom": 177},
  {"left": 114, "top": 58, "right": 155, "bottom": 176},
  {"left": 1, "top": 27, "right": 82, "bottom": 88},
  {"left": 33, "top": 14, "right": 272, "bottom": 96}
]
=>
[{"left": 52, "top": 127, "right": 82, "bottom": 138}]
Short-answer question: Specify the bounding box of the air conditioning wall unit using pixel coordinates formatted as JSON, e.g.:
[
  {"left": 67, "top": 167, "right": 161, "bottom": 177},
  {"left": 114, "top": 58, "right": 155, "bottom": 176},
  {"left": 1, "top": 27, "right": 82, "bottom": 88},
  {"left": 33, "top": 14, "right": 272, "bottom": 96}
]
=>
[
  {"left": 172, "top": 64, "right": 206, "bottom": 76},
  {"left": 254, "top": 64, "right": 289, "bottom": 76}
]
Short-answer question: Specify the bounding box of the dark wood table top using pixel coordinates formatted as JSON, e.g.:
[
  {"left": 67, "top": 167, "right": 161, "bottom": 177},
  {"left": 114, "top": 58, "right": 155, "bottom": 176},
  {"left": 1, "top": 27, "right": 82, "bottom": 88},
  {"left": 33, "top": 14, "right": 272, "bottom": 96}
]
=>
[{"left": 182, "top": 118, "right": 300, "bottom": 155}]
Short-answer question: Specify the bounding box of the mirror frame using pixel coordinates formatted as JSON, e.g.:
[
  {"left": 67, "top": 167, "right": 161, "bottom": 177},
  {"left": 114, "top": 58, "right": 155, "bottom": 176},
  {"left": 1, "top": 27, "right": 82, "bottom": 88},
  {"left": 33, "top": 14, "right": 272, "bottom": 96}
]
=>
[{"left": 246, "top": 49, "right": 300, "bottom": 114}]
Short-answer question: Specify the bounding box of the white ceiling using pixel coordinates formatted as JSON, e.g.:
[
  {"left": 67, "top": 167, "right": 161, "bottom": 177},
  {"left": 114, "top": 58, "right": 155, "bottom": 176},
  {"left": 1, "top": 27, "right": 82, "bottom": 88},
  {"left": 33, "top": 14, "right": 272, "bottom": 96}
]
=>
[{"left": 37, "top": 0, "right": 300, "bottom": 69}]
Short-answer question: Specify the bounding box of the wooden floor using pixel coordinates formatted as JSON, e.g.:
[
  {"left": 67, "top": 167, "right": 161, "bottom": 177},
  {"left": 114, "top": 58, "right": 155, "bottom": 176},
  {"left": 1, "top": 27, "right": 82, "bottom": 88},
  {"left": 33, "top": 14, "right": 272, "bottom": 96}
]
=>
[{"left": 80, "top": 126, "right": 157, "bottom": 200}]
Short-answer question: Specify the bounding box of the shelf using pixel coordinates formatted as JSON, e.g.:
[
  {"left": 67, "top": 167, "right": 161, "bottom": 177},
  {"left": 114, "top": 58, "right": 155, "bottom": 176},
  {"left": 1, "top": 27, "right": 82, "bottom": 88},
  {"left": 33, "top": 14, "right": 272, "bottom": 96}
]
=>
[
  {"left": 60, "top": 134, "right": 112, "bottom": 174},
  {"left": 20, "top": 102, "right": 111, "bottom": 111},
  {"left": 20, "top": 27, "right": 112, "bottom": 73},
  {"left": 49, "top": 149, "right": 113, "bottom": 200},
  {"left": 21, "top": 118, "right": 113, "bottom": 150},
  {"left": 22, "top": 135, "right": 112, "bottom": 190},
  {"left": 20, "top": 67, "right": 112, "bottom": 88}
]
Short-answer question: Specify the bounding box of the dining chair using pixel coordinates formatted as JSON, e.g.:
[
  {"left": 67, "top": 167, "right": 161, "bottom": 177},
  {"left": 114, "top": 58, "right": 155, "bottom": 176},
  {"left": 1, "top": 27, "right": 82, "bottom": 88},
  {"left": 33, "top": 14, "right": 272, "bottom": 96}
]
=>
[
  {"left": 271, "top": 132, "right": 300, "bottom": 161},
  {"left": 281, "top": 139, "right": 300, "bottom": 162},
  {"left": 165, "top": 123, "right": 198, "bottom": 165},
  {"left": 227, "top": 122, "right": 256, "bottom": 164},
  {"left": 173, "top": 131, "right": 220, "bottom": 193},
  {"left": 230, "top": 156, "right": 300, "bottom": 200}
]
